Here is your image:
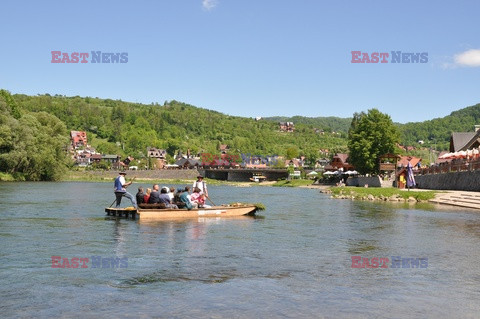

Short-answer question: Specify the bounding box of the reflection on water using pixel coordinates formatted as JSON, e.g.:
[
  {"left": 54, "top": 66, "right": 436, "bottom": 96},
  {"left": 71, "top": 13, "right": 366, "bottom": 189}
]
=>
[{"left": 1, "top": 182, "right": 480, "bottom": 318}]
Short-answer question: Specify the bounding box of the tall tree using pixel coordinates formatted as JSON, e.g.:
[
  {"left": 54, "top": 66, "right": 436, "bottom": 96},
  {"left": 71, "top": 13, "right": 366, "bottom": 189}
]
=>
[{"left": 347, "top": 109, "right": 399, "bottom": 174}]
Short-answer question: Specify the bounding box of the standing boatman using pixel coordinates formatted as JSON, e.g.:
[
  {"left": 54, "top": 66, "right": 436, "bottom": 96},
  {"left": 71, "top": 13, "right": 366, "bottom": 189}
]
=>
[
  {"left": 192, "top": 175, "right": 208, "bottom": 197},
  {"left": 114, "top": 172, "right": 137, "bottom": 208}
]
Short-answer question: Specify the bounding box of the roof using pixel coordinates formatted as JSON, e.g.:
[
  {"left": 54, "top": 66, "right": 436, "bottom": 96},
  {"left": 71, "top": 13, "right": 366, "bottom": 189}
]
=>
[
  {"left": 458, "top": 130, "right": 480, "bottom": 151},
  {"left": 175, "top": 158, "right": 200, "bottom": 167},
  {"left": 397, "top": 156, "right": 422, "bottom": 167},
  {"left": 147, "top": 147, "right": 167, "bottom": 158},
  {"left": 450, "top": 132, "right": 476, "bottom": 152},
  {"left": 334, "top": 153, "right": 349, "bottom": 164},
  {"left": 102, "top": 154, "right": 119, "bottom": 159},
  {"left": 436, "top": 151, "right": 451, "bottom": 164}
]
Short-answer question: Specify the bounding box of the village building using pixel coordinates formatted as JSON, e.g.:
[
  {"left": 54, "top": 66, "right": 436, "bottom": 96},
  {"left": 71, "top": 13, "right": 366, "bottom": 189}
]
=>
[
  {"left": 315, "top": 158, "right": 330, "bottom": 169},
  {"left": 219, "top": 144, "right": 229, "bottom": 154},
  {"left": 102, "top": 154, "right": 121, "bottom": 164},
  {"left": 285, "top": 157, "right": 305, "bottom": 168},
  {"left": 175, "top": 158, "right": 201, "bottom": 169},
  {"left": 279, "top": 122, "right": 295, "bottom": 132},
  {"left": 324, "top": 153, "right": 354, "bottom": 172},
  {"left": 90, "top": 153, "right": 102, "bottom": 164},
  {"left": 147, "top": 147, "right": 167, "bottom": 169},
  {"left": 70, "top": 131, "right": 87, "bottom": 149},
  {"left": 397, "top": 156, "right": 422, "bottom": 169},
  {"left": 450, "top": 126, "right": 480, "bottom": 152},
  {"left": 147, "top": 147, "right": 167, "bottom": 159}
]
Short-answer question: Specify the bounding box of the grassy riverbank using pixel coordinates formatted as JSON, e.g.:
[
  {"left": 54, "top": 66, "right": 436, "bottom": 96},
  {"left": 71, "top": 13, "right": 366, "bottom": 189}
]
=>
[
  {"left": 326, "top": 186, "right": 437, "bottom": 202},
  {"left": 0, "top": 172, "right": 17, "bottom": 182},
  {"left": 63, "top": 170, "right": 260, "bottom": 187}
]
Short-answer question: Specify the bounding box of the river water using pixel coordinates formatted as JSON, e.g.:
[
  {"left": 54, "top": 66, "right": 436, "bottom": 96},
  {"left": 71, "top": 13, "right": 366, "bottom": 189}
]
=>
[{"left": 1, "top": 182, "right": 480, "bottom": 318}]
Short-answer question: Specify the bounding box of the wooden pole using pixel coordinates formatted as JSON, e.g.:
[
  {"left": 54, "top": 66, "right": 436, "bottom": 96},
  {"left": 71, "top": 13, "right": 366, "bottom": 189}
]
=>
[{"left": 205, "top": 195, "right": 216, "bottom": 206}]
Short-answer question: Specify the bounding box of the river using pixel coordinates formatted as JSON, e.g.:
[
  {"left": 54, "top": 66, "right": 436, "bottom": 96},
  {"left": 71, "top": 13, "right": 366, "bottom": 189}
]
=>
[{"left": 1, "top": 182, "right": 480, "bottom": 318}]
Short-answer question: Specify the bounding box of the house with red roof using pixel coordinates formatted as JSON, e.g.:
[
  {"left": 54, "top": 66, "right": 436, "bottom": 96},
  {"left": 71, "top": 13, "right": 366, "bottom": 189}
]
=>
[
  {"left": 70, "top": 131, "right": 87, "bottom": 149},
  {"left": 324, "top": 153, "right": 354, "bottom": 171}
]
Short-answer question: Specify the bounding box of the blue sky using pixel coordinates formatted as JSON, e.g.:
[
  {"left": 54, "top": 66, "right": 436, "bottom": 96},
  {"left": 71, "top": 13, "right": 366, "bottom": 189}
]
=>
[{"left": 1, "top": 0, "right": 479, "bottom": 123}]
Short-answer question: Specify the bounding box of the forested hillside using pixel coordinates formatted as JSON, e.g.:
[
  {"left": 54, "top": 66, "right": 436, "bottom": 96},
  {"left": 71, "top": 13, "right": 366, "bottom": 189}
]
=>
[
  {"left": 399, "top": 103, "right": 480, "bottom": 150},
  {"left": 264, "top": 116, "right": 352, "bottom": 134},
  {"left": 0, "top": 90, "right": 69, "bottom": 180},
  {"left": 2, "top": 88, "right": 480, "bottom": 181},
  {"left": 265, "top": 103, "right": 480, "bottom": 151},
  {"left": 9, "top": 92, "right": 348, "bottom": 164}
]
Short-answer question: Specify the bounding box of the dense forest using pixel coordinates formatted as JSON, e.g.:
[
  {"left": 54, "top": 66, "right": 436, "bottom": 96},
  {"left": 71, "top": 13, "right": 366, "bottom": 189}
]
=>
[
  {"left": 265, "top": 103, "right": 480, "bottom": 151},
  {"left": 0, "top": 90, "right": 69, "bottom": 180},
  {"left": 399, "top": 103, "right": 480, "bottom": 150},
  {"left": 1, "top": 89, "right": 480, "bottom": 180},
  {"left": 4, "top": 91, "right": 348, "bottom": 173},
  {"left": 264, "top": 116, "right": 352, "bottom": 134}
]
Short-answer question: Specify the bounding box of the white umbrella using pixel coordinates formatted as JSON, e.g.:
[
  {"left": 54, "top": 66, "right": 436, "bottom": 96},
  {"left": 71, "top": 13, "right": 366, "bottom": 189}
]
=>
[
  {"left": 323, "top": 171, "right": 334, "bottom": 175},
  {"left": 458, "top": 151, "right": 467, "bottom": 158},
  {"left": 345, "top": 170, "right": 359, "bottom": 175}
]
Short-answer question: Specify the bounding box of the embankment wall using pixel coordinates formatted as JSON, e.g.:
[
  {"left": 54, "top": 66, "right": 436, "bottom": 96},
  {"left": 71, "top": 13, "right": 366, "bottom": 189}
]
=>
[
  {"left": 415, "top": 171, "right": 480, "bottom": 191},
  {"left": 71, "top": 169, "right": 200, "bottom": 180},
  {"left": 346, "top": 176, "right": 382, "bottom": 187}
]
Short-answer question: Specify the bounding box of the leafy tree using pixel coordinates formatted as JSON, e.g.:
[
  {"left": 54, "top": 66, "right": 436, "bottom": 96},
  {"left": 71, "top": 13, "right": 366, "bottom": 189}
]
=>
[
  {"left": 286, "top": 146, "right": 299, "bottom": 160},
  {"left": 347, "top": 109, "right": 399, "bottom": 175}
]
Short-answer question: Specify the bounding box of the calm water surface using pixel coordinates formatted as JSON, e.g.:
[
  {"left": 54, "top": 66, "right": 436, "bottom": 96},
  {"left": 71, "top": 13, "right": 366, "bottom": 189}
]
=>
[{"left": 1, "top": 182, "right": 480, "bottom": 318}]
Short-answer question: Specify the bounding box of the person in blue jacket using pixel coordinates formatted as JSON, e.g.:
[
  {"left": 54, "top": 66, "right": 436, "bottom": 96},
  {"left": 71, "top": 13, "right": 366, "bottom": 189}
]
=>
[
  {"left": 178, "top": 187, "right": 194, "bottom": 210},
  {"left": 114, "top": 172, "right": 137, "bottom": 208}
]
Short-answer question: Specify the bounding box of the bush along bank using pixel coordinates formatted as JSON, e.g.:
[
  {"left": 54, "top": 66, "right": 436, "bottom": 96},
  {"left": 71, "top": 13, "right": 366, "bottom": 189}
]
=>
[{"left": 322, "top": 187, "right": 437, "bottom": 202}]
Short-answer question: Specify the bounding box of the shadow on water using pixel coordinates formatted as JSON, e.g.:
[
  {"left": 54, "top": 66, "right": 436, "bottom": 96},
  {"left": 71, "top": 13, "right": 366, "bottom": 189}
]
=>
[{"left": 117, "top": 268, "right": 292, "bottom": 287}]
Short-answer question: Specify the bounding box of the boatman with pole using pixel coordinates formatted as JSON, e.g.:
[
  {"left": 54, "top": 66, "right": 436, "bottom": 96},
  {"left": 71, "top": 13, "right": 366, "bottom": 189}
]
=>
[
  {"left": 193, "top": 175, "right": 208, "bottom": 196},
  {"left": 193, "top": 175, "right": 216, "bottom": 206},
  {"left": 114, "top": 172, "right": 137, "bottom": 209}
]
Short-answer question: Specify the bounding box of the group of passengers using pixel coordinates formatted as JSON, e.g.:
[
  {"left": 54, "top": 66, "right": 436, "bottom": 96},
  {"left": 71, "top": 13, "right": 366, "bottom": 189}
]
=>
[{"left": 133, "top": 175, "right": 211, "bottom": 210}]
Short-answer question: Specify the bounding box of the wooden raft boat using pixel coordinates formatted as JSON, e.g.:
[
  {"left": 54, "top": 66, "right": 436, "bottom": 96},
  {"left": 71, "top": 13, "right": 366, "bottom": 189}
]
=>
[{"left": 105, "top": 204, "right": 257, "bottom": 220}]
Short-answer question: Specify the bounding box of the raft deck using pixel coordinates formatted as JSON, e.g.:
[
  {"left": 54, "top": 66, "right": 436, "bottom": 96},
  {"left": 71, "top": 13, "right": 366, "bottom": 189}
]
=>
[{"left": 105, "top": 207, "right": 138, "bottom": 219}]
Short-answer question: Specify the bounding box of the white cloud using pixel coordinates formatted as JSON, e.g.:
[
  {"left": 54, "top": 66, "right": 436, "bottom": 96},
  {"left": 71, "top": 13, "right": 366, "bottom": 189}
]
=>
[
  {"left": 454, "top": 49, "right": 480, "bottom": 67},
  {"left": 202, "top": 0, "right": 218, "bottom": 11}
]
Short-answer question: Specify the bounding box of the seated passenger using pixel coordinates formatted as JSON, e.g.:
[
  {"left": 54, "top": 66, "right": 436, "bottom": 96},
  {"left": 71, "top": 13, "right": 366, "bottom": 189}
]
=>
[
  {"left": 143, "top": 188, "right": 151, "bottom": 204},
  {"left": 168, "top": 187, "right": 175, "bottom": 201},
  {"left": 179, "top": 187, "right": 195, "bottom": 210},
  {"left": 174, "top": 187, "right": 183, "bottom": 203},
  {"left": 191, "top": 187, "right": 211, "bottom": 208},
  {"left": 148, "top": 184, "right": 161, "bottom": 204},
  {"left": 136, "top": 187, "right": 145, "bottom": 205},
  {"left": 159, "top": 187, "right": 178, "bottom": 209}
]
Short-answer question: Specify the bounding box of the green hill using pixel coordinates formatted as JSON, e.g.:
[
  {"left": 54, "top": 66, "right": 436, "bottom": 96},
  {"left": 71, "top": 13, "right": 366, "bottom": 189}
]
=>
[
  {"left": 264, "top": 103, "right": 480, "bottom": 151},
  {"left": 263, "top": 116, "right": 352, "bottom": 134},
  {"left": 399, "top": 103, "right": 480, "bottom": 150},
  {"left": 9, "top": 92, "right": 348, "bottom": 162},
  {"left": 2, "top": 88, "right": 480, "bottom": 181}
]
